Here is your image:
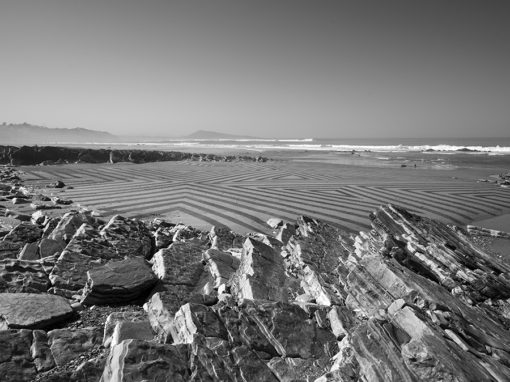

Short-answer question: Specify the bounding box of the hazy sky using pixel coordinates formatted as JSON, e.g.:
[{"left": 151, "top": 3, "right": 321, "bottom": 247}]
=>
[{"left": 1, "top": 1, "right": 509, "bottom": 138}]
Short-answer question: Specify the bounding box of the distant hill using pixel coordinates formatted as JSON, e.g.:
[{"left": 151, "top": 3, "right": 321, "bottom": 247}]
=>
[
  {"left": 0, "top": 123, "right": 116, "bottom": 144},
  {"left": 182, "top": 130, "right": 258, "bottom": 140}
]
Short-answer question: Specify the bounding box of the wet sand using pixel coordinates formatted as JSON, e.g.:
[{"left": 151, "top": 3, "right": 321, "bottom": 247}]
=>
[{"left": 17, "top": 149, "right": 510, "bottom": 234}]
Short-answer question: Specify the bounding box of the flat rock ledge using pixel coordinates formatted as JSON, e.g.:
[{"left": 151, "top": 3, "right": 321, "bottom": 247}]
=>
[
  {"left": 0, "top": 293, "right": 73, "bottom": 329},
  {"left": 81, "top": 257, "right": 158, "bottom": 305},
  {"left": 2, "top": 166, "right": 510, "bottom": 381}
]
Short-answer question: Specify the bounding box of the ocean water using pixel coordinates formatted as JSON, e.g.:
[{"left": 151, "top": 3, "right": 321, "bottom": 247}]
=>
[{"left": 123, "top": 136, "right": 510, "bottom": 154}]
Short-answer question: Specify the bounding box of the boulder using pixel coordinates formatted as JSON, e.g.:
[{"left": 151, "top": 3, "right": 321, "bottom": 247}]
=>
[
  {"left": 81, "top": 257, "right": 158, "bottom": 305},
  {"left": 0, "top": 293, "right": 73, "bottom": 329}
]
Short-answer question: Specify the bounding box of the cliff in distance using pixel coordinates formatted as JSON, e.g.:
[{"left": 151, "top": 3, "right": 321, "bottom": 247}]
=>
[{"left": 0, "top": 123, "right": 116, "bottom": 144}]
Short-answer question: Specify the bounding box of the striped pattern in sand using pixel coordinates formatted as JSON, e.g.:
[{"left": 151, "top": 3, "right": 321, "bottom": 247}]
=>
[{"left": 21, "top": 161, "right": 510, "bottom": 234}]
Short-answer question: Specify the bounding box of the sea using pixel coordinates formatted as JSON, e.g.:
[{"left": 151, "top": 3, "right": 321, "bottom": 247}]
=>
[{"left": 112, "top": 136, "right": 510, "bottom": 154}]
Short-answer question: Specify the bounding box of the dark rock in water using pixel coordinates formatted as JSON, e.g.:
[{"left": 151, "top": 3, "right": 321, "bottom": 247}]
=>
[
  {"left": 0, "top": 329, "right": 36, "bottom": 381},
  {"left": 0, "top": 259, "right": 49, "bottom": 293},
  {"left": 100, "top": 340, "right": 190, "bottom": 382},
  {"left": 81, "top": 257, "right": 158, "bottom": 305},
  {"left": 48, "top": 180, "right": 66, "bottom": 188},
  {"left": 51, "top": 196, "right": 73, "bottom": 205},
  {"left": 0, "top": 293, "right": 73, "bottom": 329},
  {"left": 30, "top": 202, "right": 59, "bottom": 210}
]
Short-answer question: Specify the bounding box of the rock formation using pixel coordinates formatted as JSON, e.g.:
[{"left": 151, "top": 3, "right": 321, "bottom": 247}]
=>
[
  {"left": 1, "top": 165, "right": 510, "bottom": 381},
  {"left": 0, "top": 145, "right": 268, "bottom": 166}
]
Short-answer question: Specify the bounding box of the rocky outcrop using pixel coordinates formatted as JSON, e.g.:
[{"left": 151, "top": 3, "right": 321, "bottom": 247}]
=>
[
  {"left": 3, "top": 165, "right": 510, "bottom": 381},
  {"left": 230, "top": 238, "right": 288, "bottom": 302},
  {"left": 100, "top": 340, "right": 190, "bottom": 382},
  {"left": 1, "top": 145, "right": 267, "bottom": 165}
]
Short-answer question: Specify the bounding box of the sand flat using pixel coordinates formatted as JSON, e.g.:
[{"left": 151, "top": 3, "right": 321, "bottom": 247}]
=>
[{"left": 18, "top": 156, "right": 510, "bottom": 234}]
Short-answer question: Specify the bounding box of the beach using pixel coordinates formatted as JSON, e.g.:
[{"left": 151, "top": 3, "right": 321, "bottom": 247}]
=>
[{"left": 17, "top": 148, "right": 510, "bottom": 235}]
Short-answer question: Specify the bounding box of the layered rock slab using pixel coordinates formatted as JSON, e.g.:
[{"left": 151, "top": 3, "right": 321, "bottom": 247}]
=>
[
  {"left": 230, "top": 238, "right": 288, "bottom": 302},
  {"left": 81, "top": 257, "right": 158, "bottom": 305},
  {"left": 0, "top": 293, "right": 73, "bottom": 329}
]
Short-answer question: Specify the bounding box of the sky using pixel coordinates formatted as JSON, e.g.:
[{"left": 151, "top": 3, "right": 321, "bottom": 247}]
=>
[{"left": 0, "top": 0, "right": 509, "bottom": 139}]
